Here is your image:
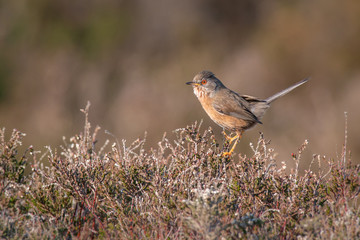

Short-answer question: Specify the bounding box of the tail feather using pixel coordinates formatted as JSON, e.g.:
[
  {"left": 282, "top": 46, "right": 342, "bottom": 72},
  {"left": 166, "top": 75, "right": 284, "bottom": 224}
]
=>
[{"left": 265, "top": 77, "right": 310, "bottom": 104}]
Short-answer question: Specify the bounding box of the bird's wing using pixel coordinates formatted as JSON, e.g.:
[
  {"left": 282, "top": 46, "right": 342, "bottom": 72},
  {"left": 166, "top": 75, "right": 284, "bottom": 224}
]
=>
[
  {"left": 212, "top": 89, "right": 262, "bottom": 124},
  {"left": 240, "top": 95, "right": 269, "bottom": 120},
  {"left": 240, "top": 95, "right": 265, "bottom": 103}
]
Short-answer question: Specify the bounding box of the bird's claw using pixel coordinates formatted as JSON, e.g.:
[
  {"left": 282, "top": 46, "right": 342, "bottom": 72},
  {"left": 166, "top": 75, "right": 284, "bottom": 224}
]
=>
[{"left": 222, "top": 151, "right": 233, "bottom": 157}]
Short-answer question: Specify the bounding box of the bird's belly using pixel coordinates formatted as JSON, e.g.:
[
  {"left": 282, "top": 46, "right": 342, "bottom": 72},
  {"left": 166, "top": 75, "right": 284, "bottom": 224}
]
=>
[{"left": 200, "top": 99, "right": 249, "bottom": 131}]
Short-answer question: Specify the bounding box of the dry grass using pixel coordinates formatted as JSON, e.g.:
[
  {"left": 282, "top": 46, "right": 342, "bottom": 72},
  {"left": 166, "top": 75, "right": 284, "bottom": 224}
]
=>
[{"left": 1, "top": 103, "right": 359, "bottom": 239}]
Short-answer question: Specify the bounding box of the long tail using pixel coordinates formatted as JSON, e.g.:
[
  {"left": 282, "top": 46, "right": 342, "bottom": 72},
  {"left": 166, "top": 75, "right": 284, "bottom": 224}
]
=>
[{"left": 265, "top": 77, "right": 310, "bottom": 104}]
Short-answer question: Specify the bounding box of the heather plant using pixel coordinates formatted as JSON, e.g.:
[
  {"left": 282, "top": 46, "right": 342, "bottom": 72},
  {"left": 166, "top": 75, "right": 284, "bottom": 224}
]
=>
[
  {"left": 0, "top": 103, "right": 359, "bottom": 239},
  {"left": 0, "top": 128, "right": 33, "bottom": 239}
]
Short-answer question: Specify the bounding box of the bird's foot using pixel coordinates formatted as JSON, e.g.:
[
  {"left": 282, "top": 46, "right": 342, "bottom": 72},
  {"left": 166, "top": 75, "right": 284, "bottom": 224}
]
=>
[
  {"left": 222, "top": 136, "right": 240, "bottom": 157},
  {"left": 222, "top": 151, "right": 233, "bottom": 157}
]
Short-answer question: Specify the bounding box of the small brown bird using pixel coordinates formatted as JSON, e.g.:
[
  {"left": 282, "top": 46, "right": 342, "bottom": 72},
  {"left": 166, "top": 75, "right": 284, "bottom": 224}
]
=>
[{"left": 186, "top": 71, "right": 309, "bottom": 155}]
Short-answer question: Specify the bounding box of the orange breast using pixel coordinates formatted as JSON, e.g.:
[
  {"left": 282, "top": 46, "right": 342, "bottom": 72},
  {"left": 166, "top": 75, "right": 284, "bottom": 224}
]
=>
[{"left": 198, "top": 96, "right": 249, "bottom": 131}]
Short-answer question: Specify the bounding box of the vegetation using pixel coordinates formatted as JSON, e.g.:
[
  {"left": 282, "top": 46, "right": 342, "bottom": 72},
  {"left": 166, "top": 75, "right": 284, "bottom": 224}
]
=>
[{"left": 1, "top": 103, "right": 359, "bottom": 239}]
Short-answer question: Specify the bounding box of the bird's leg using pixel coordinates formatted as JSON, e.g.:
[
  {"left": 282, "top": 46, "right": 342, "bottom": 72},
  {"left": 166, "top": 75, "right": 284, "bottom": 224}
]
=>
[
  {"left": 222, "top": 131, "right": 243, "bottom": 157},
  {"left": 222, "top": 129, "right": 231, "bottom": 140},
  {"left": 222, "top": 130, "right": 237, "bottom": 142},
  {"left": 227, "top": 134, "right": 239, "bottom": 144},
  {"left": 228, "top": 132, "right": 242, "bottom": 154}
]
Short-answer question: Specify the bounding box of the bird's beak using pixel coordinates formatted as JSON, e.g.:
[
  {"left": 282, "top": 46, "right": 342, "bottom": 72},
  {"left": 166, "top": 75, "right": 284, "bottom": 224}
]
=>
[{"left": 186, "top": 81, "right": 199, "bottom": 86}]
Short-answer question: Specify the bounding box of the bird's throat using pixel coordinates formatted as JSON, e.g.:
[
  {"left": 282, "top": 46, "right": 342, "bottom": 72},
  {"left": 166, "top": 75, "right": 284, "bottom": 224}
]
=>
[{"left": 193, "top": 87, "right": 207, "bottom": 99}]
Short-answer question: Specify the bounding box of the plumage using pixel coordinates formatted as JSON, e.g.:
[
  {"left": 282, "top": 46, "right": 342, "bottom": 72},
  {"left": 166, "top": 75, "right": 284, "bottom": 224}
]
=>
[
  {"left": 186, "top": 71, "right": 308, "bottom": 155},
  {"left": 211, "top": 88, "right": 261, "bottom": 126},
  {"left": 186, "top": 71, "right": 309, "bottom": 154}
]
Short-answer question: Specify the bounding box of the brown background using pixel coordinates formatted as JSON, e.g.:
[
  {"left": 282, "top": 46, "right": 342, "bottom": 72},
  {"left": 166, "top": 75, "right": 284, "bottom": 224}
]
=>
[{"left": 1, "top": 0, "right": 359, "bottom": 170}]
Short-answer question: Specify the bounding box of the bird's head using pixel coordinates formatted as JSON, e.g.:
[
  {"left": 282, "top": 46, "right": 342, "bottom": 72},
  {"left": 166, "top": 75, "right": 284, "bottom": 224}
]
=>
[{"left": 186, "top": 71, "right": 225, "bottom": 98}]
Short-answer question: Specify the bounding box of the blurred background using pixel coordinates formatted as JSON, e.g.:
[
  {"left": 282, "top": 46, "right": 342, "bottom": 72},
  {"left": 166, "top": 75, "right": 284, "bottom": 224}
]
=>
[{"left": 1, "top": 0, "right": 359, "bottom": 170}]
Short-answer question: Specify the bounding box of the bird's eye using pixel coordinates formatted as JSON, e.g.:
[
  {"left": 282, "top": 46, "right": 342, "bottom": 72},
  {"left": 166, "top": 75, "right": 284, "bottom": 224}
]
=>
[{"left": 201, "top": 79, "right": 207, "bottom": 85}]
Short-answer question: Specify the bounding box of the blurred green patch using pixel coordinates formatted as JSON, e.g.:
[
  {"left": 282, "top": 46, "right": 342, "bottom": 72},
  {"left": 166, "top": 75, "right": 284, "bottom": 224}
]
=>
[
  {"left": 76, "top": 10, "right": 132, "bottom": 58},
  {"left": 32, "top": 1, "right": 134, "bottom": 59}
]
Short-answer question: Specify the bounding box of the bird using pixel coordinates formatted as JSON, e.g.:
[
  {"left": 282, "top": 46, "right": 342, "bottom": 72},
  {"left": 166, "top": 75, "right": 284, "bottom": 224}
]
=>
[{"left": 186, "top": 70, "right": 309, "bottom": 156}]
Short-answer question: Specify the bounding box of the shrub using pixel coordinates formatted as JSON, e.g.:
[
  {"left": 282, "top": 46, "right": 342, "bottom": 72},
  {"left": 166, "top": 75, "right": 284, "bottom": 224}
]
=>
[{"left": 1, "top": 103, "right": 359, "bottom": 239}]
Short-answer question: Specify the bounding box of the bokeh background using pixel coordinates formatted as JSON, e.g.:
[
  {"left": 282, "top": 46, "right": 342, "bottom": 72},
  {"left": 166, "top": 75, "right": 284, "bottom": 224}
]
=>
[{"left": 1, "top": 0, "right": 359, "bottom": 170}]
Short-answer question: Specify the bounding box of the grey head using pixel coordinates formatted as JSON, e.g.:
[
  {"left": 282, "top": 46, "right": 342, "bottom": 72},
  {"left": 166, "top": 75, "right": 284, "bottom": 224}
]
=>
[{"left": 186, "top": 71, "right": 226, "bottom": 98}]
